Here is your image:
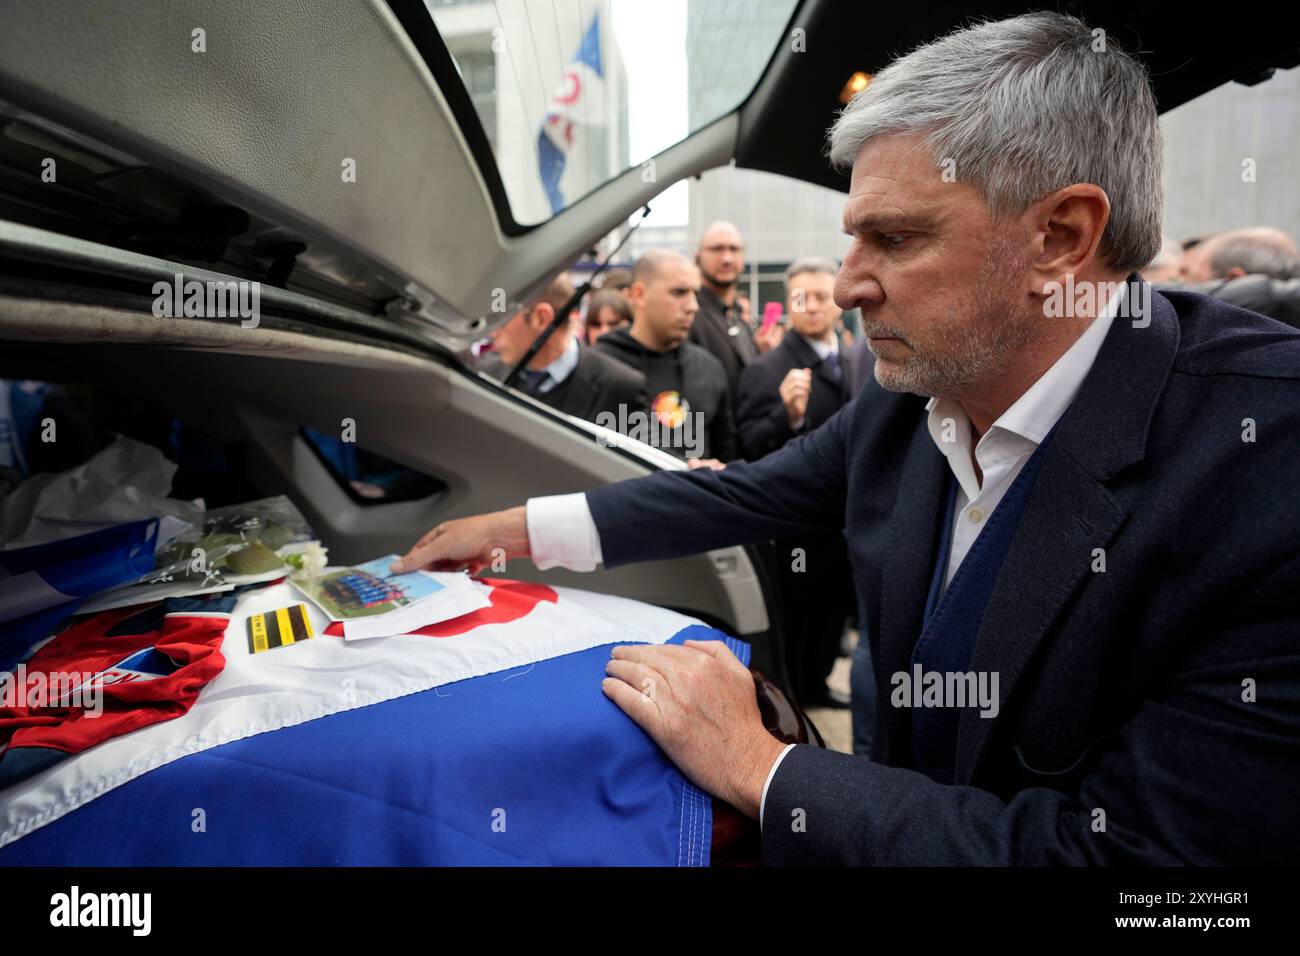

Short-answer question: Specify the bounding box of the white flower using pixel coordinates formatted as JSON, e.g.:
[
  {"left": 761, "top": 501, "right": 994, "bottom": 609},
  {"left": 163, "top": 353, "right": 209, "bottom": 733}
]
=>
[{"left": 285, "top": 542, "right": 329, "bottom": 578}]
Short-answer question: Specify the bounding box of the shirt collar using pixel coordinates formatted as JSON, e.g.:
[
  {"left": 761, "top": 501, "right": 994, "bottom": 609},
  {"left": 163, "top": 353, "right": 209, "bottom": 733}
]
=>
[
  {"left": 799, "top": 332, "right": 839, "bottom": 360},
  {"left": 924, "top": 283, "right": 1124, "bottom": 494},
  {"left": 540, "top": 335, "right": 580, "bottom": 387}
]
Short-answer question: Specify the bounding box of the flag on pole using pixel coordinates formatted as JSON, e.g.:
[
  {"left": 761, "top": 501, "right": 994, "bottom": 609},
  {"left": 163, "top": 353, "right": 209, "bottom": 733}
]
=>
[{"left": 537, "top": 12, "right": 605, "bottom": 214}]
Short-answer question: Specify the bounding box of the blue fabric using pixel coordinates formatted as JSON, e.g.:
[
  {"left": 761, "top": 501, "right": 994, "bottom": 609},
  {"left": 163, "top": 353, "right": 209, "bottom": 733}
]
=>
[
  {"left": 0, "top": 519, "right": 159, "bottom": 672},
  {"left": 537, "top": 128, "right": 567, "bottom": 215},
  {"left": 1, "top": 380, "right": 46, "bottom": 477},
  {"left": 910, "top": 429, "right": 1057, "bottom": 783},
  {"left": 849, "top": 637, "right": 875, "bottom": 757},
  {"left": 921, "top": 473, "right": 960, "bottom": 630},
  {"left": 0, "top": 625, "right": 743, "bottom": 866},
  {"left": 576, "top": 12, "right": 603, "bottom": 77}
]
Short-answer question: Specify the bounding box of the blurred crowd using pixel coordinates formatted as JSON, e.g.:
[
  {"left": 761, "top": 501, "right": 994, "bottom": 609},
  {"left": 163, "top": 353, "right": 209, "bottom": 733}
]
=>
[{"left": 1140, "top": 225, "right": 1300, "bottom": 327}]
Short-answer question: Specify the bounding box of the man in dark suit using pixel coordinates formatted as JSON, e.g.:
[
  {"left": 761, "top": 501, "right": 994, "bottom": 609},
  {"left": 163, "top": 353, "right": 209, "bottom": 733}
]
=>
[
  {"left": 691, "top": 221, "right": 781, "bottom": 398},
  {"left": 736, "top": 257, "right": 857, "bottom": 709},
  {"left": 735, "top": 257, "right": 856, "bottom": 460},
  {"left": 481, "top": 273, "right": 646, "bottom": 426},
  {"left": 395, "top": 13, "right": 1300, "bottom": 864}
]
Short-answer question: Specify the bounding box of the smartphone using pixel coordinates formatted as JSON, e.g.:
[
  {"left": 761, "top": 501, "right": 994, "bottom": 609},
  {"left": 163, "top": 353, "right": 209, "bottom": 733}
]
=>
[{"left": 761, "top": 302, "right": 783, "bottom": 333}]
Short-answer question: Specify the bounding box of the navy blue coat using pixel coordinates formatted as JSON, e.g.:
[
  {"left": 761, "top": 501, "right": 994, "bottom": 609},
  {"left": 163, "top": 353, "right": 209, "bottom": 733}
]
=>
[
  {"left": 734, "top": 330, "right": 856, "bottom": 461},
  {"left": 586, "top": 282, "right": 1300, "bottom": 865}
]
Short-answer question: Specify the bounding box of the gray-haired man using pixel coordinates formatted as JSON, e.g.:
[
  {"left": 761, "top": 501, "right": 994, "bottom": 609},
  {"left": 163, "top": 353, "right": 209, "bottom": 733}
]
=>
[{"left": 395, "top": 13, "right": 1300, "bottom": 864}]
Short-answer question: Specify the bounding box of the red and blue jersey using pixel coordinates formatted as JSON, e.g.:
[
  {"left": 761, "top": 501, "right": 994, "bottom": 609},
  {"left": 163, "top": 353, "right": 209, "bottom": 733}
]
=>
[{"left": 0, "top": 594, "right": 231, "bottom": 786}]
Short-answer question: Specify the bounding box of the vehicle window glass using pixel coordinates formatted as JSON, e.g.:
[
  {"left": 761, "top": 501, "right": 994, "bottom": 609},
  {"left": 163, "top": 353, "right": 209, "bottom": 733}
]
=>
[
  {"left": 427, "top": 0, "right": 799, "bottom": 225},
  {"left": 300, "top": 427, "right": 447, "bottom": 505}
]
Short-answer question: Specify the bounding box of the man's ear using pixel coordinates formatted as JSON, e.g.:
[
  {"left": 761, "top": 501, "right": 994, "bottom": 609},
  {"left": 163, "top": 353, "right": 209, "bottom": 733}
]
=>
[
  {"left": 1224, "top": 266, "right": 1248, "bottom": 280},
  {"left": 1027, "top": 183, "right": 1111, "bottom": 289},
  {"left": 529, "top": 302, "right": 555, "bottom": 330},
  {"left": 627, "top": 281, "right": 647, "bottom": 311}
]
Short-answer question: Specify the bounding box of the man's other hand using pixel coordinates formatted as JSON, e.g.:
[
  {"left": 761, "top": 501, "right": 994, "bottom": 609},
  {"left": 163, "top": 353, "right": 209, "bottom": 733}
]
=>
[
  {"left": 602, "top": 639, "right": 787, "bottom": 820},
  {"left": 390, "top": 506, "right": 529, "bottom": 574}
]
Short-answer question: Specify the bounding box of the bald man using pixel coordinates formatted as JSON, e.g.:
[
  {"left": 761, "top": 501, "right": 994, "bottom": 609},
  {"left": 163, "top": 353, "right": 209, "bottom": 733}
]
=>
[{"left": 691, "top": 221, "right": 781, "bottom": 397}]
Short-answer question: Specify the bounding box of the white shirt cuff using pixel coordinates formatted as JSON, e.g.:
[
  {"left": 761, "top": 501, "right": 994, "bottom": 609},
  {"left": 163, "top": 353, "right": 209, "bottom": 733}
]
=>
[
  {"left": 759, "top": 742, "right": 797, "bottom": 829},
  {"left": 525, "top": 493, "right": 603, "bottom": 572}
]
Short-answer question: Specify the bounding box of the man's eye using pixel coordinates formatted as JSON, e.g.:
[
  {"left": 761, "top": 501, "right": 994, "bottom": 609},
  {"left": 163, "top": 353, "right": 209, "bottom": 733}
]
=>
[{"left": 882, "top": 234, "right": 909, "bottom": 249}]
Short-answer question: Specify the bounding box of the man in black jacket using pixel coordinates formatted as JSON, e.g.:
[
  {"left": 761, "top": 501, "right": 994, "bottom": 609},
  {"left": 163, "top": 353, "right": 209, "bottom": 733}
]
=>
[
  {"left": 736, "top": 256, "right": 858, "bottom": 709},
  {"left": 596, "top": 249, "right": 737, "bottom": 463},
  {"left": 691, "top": 221, "right": 781, "bottom": 398},
  {"left": 480, "top": 273, "right": 646, "bottom": 427}
]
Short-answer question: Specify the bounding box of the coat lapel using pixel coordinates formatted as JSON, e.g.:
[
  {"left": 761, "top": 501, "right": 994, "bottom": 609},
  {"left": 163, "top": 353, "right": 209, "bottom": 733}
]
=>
[
  {"left": 783, "top": 330, "right": 819, "bottom": 370},
  {"left": 954, "top": 277, "right": 1181, "bottom": 782},
  {"left": 953, "top": 453, "right": 1126, "bottom": 782},
  {"left": 838, "top": 342, "right": 855, "bottom": 403},
  {"left": 556, "top": 347, "right": 599, "bottom": 418},
  {"left": 876, "top": 417, "right": 949, "bottom": 765}
]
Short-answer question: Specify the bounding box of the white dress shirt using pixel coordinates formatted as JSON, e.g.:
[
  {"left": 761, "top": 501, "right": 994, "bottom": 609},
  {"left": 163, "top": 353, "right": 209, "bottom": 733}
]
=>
[
  {"left": 926, "top": 297, "right": 1116, "bottom": 594},
  {"left": 534, "top": 335, "right": 581, "bottom": 394},
  {"left": 803, "top": 332, "right": 839, "bottom": 361},
  {"left": 526, "top": 288, "right": 1123, "bottom": 825}
]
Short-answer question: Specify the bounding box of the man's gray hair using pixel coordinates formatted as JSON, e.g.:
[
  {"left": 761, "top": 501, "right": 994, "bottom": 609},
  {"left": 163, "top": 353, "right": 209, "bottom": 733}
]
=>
[
  {"left": 784, "top": 256, "right": 840, "bottom": 286},
  {"left": 828, "top": 12, "right": 1163, "bottom": 273},
  {"left": 1206, "top": 228, "right": 1300, "bottom": 280}
]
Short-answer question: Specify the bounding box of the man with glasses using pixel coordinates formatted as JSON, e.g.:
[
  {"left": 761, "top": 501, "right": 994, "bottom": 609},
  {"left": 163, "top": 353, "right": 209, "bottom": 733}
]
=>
[{"left": 692, "top": 221, "right": 781, "bottom": 398}]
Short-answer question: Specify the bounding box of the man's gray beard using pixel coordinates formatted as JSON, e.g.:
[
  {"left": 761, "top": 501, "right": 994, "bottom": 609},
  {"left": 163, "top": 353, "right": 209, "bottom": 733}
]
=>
[{"left": 870, "top": 238, "right": 1037, "bottom": 398}]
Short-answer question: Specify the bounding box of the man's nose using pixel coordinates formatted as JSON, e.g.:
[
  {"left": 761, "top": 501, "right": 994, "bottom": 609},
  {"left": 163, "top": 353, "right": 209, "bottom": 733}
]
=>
[{"left": 835, "top": 259, "right": 884, "bottom": 311}]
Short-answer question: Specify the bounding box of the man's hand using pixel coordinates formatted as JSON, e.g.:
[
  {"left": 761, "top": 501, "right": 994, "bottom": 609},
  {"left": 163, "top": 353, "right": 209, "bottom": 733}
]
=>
[
  {"left": 779, "top": 367, "right": 812, "bottom": 428},
  {"left": 602, "top": 640, "right": 787, "bottom": 820},
  {"left": 754, "top": 321, "right": 784, "bottom": 354},
  {"left": 686, "top": 457, "right": 727, "bottom": 471},
  {"left": 390, "top": 506, "right": 529, "bottom": 574}
]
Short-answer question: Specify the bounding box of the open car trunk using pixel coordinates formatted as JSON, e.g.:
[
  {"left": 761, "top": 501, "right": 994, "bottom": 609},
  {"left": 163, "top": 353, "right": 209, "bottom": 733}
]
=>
[{"left": 0, "top": 273, "right": 789, "bottom": 676}]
